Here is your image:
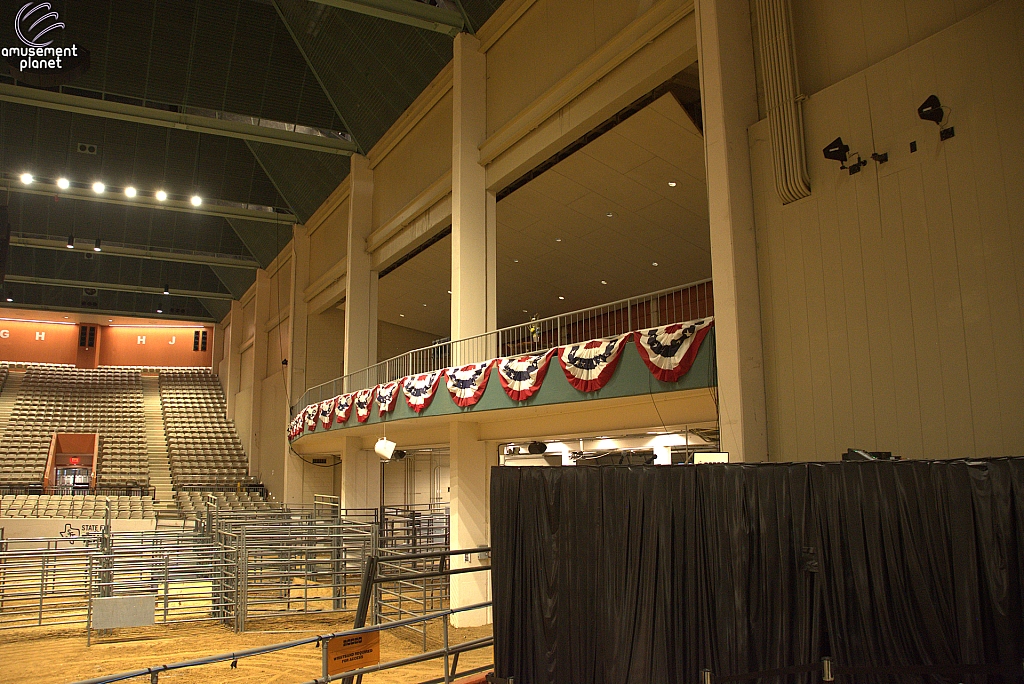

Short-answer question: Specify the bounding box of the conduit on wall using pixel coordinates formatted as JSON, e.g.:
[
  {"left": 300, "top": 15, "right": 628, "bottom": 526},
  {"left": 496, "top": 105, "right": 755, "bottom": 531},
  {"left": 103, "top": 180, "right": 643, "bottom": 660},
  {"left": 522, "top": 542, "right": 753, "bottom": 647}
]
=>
[{"left": 756, "top": 0, "right": 811, "bottom": 203}]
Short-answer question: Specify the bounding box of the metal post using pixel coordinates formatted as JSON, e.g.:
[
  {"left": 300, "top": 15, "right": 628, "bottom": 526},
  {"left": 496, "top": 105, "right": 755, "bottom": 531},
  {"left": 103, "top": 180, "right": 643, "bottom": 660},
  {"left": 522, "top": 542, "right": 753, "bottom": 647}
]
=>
[
  {"left": 442, "top": 616, "right": 451, "bottom": 684},
  {"left": 163, "top": 554, "right": 170, "bottom": 623},
  {"left": 237, "top": 527, "right": 247, "bottom": 633},
  {"left": 701, "top": 669, "right": 712, "bottom": 684},
  {"left": 822, "top": 657, "right": 834, "bottom": 682}
]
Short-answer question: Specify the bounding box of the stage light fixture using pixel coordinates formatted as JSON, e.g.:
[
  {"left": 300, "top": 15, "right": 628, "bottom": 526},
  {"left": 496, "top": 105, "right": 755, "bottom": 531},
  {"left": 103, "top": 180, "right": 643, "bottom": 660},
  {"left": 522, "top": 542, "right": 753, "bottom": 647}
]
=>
[
  {"left": 124, "top": 186, "right": 137, "bottom": 198},
  {"left": 67, "top": 235, "right": 74, "bottom": 249},
  {"left": 190, "top": 195, "right": 202, "bottom": 207},
  {"left": 155, "top": 190, "right": 168, "bottom": 202},
  {"left": 92, "top": 182, "right": 105, "bottom": 194},
  {"left": 918, "top": 95, "right": 944, "bottom": 125},
  {"left": 19, "top": 173, "right": 33, "bottom": 185},
  {"left": 375, "top": 438, "right": 397, "bottom": 460},
  {"left": 528, "top": 441, "right": 547, "bottom": 455},
  {"left": 392, "top": 450, "right": 408, "bottom": 461},
  {"left": 56, "top": 177, "right": 70, "bottom": 189},
  {"left": 94, "top": 239, "right": 101, "bottom": 252}
]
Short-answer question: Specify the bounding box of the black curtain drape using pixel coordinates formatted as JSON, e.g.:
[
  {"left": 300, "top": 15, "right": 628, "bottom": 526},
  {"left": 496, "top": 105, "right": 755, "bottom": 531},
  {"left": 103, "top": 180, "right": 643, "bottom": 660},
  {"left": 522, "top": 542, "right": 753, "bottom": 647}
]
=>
[{"left": 491, "top": 459, "right": 1024, "bottom": 684}]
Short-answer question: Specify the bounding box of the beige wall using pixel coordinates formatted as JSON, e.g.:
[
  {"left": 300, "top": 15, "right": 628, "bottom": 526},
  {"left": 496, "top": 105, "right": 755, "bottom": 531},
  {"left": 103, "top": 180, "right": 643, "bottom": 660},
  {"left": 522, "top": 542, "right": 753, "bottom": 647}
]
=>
[
  {"left": 788, "top": 0, "right": 996, "bottom": 98},
  {"left": 308, "top": 200, "right": 348, "bottom": 285},
  {"left": 377, "top": 320, "right": 440, "bottom": 363},
  {"left": 305, "top": 308, "right": 346, "bottom": 389},
  {"left": 751, "top": 0, "right": 1024, "bottom": 461}
]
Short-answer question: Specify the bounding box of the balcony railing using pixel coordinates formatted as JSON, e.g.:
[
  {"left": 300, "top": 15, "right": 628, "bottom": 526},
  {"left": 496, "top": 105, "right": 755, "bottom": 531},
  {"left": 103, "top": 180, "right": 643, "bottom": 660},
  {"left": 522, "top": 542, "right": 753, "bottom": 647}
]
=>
[{"left": 293, "top": 279, "right": 713, "bottom": 416}]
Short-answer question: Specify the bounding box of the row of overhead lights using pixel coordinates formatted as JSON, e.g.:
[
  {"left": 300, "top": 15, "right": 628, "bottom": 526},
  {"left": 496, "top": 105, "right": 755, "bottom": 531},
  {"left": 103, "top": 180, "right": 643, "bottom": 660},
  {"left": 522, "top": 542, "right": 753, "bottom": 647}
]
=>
[{"left": 19, "top": 173, "right": 202, "bottom": 207}]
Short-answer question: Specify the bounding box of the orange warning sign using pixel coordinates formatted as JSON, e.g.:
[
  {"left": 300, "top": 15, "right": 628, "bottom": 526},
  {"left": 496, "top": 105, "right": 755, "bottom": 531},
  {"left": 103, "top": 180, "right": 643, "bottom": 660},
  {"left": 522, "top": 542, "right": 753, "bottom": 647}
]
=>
[{"left": 326, "top": 630, "right": 381, "bottom": 676}]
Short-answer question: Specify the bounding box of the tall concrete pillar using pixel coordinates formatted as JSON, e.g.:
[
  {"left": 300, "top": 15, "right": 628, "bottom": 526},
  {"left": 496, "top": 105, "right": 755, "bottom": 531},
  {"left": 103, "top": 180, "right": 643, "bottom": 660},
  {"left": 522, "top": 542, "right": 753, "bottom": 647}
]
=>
[
  {"left": 344, "top": 154, "right": 378, "bottom": 381},
  {"left": 448, "top": 421, "right": 492, "bottom": 627},
  {"left": 339, "top": 436, "right": 381, "bottom": 511},
  {"left": 696, "top": 0, "right": 769, "bottom": 462},
  {"left": 224, "top": 299, "right": 242, "bottom": 420},
  {"left": 451, "top": 32, "right": 496, "bottom": 355},
  {"left": 288, "top": 225, "right": 310, "bottom": 407}
]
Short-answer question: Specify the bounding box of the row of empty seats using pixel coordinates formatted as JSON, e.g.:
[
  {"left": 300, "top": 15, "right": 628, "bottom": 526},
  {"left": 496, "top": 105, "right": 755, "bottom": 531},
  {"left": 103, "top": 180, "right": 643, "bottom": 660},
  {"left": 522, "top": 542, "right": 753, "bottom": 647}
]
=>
[
  {"left": 0, "top": 366, "right": 149, "bottom": 488},
  {"left": 159, "top": 369, "right": 249, "bottom": 487},
  {"left": 0, "top": 494, "right": 155, "bottom": 519},
  {"left": 174, "top": 490, "right": 281, "bottom": 520}
]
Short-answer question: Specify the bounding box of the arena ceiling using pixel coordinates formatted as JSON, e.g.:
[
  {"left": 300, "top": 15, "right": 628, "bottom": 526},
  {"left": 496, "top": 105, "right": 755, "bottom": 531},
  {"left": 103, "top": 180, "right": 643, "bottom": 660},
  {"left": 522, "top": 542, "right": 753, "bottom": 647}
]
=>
[{"left": 0, "top": 0, "right": 503, "bottom": 322}]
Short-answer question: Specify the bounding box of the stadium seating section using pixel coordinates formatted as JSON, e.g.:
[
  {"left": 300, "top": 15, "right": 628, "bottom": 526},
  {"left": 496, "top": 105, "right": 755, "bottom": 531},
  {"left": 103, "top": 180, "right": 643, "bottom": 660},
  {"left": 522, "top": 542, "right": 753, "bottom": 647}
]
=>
[
  {"left": 0, "top": 364, "right": 254, "bottom": 521},
  {"left": 0, "top": 366, "right": 147, "bottom": 489},
  {"left": 159, "top": 369, "right": 250, "bottom": 487}
]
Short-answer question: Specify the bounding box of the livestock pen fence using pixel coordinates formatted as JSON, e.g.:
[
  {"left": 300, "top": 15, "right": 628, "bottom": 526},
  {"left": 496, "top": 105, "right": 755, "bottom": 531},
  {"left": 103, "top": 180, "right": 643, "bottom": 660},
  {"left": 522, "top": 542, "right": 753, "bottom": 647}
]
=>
[{"left": 0, "top": 497, "right": 454, "bottom": 639}]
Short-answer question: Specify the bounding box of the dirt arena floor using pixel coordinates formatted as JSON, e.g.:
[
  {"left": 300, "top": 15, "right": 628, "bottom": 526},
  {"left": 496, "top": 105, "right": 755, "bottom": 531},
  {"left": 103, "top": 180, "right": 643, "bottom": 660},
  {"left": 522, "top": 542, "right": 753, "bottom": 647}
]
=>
[{"left": 0, "top": 614, "right": 493, "bottom": 684}]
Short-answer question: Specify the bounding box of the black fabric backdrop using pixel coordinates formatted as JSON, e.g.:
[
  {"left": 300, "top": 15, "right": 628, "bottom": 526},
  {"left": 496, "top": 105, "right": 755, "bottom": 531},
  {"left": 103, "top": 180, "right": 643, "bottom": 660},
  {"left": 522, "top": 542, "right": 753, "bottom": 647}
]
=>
[{"left": 490, "top": 459, "right": 1024, "bottom": 683}]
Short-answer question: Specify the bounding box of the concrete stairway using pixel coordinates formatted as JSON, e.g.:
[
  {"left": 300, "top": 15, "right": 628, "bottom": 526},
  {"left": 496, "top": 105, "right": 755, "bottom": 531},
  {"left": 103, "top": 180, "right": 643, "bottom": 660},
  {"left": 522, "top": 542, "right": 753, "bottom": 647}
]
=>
[
  {"left": 0, "top": 370, "right": 25, "bottom": 436},
  {"left": 142, "top": 374, "right": 177, "bottom": 518}
]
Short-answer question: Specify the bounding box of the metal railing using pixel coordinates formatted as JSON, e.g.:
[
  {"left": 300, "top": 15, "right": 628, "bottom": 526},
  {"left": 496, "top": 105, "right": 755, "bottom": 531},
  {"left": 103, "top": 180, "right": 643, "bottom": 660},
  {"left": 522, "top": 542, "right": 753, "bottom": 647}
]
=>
[{"left": 295, "top": 279, "right": 713, "bottom": 414}]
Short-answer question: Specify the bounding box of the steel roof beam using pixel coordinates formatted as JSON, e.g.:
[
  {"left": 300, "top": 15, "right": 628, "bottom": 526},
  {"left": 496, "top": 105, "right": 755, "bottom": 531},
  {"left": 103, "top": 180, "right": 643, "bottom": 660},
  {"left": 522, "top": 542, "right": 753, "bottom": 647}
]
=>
[
  {"left": 0, "top": 83, "right": 358, "bottom": 156},
  {"left": 0, "top": 179, "right": 297, "bottom": 225},
  {"left": 3, "top": 275, "right": 235, "bottom": 301},
  {"left": 309, "top": 0, "right": 465, "bottom": 36},
  {"left": 0, "top": 301, "right": 217, "bottom": 323},
  {"left": 11, "top": 235, "right": 260, "bottom": 270}
]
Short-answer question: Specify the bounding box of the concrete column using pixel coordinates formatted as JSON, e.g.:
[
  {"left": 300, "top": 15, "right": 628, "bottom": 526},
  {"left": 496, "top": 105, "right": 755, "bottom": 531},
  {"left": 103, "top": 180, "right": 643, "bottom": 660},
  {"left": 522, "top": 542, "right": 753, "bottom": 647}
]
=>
[
  {"left": 288, "top": 225, "right": 311, "bottom": 407},
  {"left": 448, "top": 421, "right": 492, "bottom": 627},
  {"left": 249, "top": 269, "right": 271, "bottom": 477},
  {"left": 451, "top": 32, "right": 495, "bottom": 352},
  {"left": 696, "top": 0, "right": 769, "bottom": 462},
  {"left": 344, "top": 154, "right": 378, "bottom": 380},
  {"left": 340, "top": 437, "right": 382, "bottom": 511},
  {"left": 224, "top": 299, "right": 242, "bottom": 421}
]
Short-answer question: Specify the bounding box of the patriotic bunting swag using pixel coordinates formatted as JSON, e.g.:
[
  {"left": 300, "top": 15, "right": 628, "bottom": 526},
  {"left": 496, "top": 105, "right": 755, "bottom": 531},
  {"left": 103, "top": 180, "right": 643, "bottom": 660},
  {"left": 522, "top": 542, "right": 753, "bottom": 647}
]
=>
[
  {"left": 376, "top": 381, "right": 400, "bottom": 416},
  {"left": 354, "top": 387, "right": 375, "bottom": 423},
  {"left": 496, "top": 350, "right": 555, "bottom": 401},
  {"left": 320, "top": 398, "right": 336, "bottom": 429},
  {"left": 291, "top": 318, "right": 715, "bottom": 441},
  {"left": 444, "top": 361, "right": 493, "bottom": 407},
  {"left": 335, "top": 394, "right": 354, "bottom": 424},
  {"left": 403, "top": 371, "right": 444, "bottom": 413},
  {"left": 634, "top": 317, "right": 714, "bottom": 382},
  {"left": 558, "top": 333, "right": 630, "bottom": 392}
]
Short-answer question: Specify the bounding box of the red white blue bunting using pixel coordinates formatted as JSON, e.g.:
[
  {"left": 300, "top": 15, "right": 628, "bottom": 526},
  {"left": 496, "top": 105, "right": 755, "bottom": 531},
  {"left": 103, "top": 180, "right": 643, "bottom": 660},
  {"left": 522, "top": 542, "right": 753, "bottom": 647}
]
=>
[
  {"left": 304, "top": 404, "right": 318, "bottom": 432},
  {"left": 496, "top": 350, "right": 555, "bottom": 401},
  {"left": 403, "top": 371, "right": 444, "bottom": 413},
  {"left": 320, "top": 398, "right": 336, "bottom": 429},
  {"left": 634, "top": 317, "right": 714, "bottom": 382},
  {"left": 376, "top": 381, "right": 400, "bottom": 416},
  {"left": 335, "top": 394, "right": 354, "bottom": 424},
  {"left": 289, "top": 415, "right": 302, "bottom": 440},
  {"left": 558, "top": 333, "right": 631, "bottom": 392},
  {"left": 354, "top": 387, "right": 375, "bottom": 423},
  {"left": 444, "top": 361, "right": 493, "bottom": 407}
]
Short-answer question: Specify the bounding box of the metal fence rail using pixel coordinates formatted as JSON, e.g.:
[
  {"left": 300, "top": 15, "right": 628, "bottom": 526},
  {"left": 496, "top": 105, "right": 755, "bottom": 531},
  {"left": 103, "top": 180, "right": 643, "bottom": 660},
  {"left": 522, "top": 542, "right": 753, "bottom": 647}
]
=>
[{"left": 295, "top": 279, "right": 714, "bottom": 413}]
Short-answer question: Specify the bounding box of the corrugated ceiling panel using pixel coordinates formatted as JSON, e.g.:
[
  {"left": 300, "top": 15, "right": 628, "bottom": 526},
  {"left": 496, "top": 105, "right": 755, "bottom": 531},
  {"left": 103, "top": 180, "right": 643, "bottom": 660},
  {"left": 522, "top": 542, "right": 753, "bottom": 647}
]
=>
[
  {"left": 225, "top": 217, "right": 294, "bottom": 270},
  {"left": 1, "top": 281, "right": 218, "bottom": 320},
  {"left": 246, "top": 140, "right": 348, "bottom": 224},
  {"left": 273, "top": 0, "right": 451, "bottom": 151}
]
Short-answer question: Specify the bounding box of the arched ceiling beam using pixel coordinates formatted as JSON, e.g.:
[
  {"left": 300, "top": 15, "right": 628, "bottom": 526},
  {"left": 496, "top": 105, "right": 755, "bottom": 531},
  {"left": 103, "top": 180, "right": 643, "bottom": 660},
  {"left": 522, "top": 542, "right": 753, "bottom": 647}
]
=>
[{"left": 0, "top": 83, "right": 357, "bottom": 156}]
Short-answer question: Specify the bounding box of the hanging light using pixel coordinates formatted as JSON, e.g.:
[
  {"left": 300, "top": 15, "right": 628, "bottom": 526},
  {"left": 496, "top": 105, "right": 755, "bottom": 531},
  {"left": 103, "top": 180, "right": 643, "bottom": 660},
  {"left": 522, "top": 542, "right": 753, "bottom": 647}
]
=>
[
  {"left": 19, "top": 173, "right": 33, "bottom": 185},
  {"left": 92, "top": 181, "right": 105, "bottom": 194},
  {"left": 56, "top": 177, "right": 70, "bottom": 190},
  {"left": 163, "top": 284, "right": 170, "bottom": 295},
  {"left": 94, "top": 239, "right": 102, "bottom": 252},
  {"left": 190, "top": 195, "right": 202, "bottom": 207},
  {"left": 124, "top": 186, "right": 137, "bottom": 198},
  {"left": 67, "top": 235, "right": 75, "bottom": 249},
  {"left": 155, "top": 190, "right": 168, "bottom": 202}
]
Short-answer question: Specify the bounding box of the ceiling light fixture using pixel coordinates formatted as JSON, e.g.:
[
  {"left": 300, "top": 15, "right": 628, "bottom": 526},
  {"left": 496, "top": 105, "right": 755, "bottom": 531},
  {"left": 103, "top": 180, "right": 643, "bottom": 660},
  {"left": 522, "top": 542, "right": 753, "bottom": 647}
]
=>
[
  {"left": 652, "top": 262, "right": 659, "bottom": 267},
  {"left": 92, "top": 181, "right": 105, "bottom": 194},
  {"left": 606, "top": 212, "right": 614, "bottom": 218},
  {"left": 667, "top": 181, "right": 677, "bottom": 187},
  {"left": 94, "top": 239, "right": 101, "bottom": 252},
  {"left": 19, "top": 173, "right": 33, "bottom": 185},
  {"left": 558, "top": 296, "right": 565, "bottom": 300},
  {"left": 422, "top": 303, "right": 427, "bottom": 307},
  {"left": 190, "top": 195, "right": 202, "bottom": 207},
  {"left": 601, "top": 280, "right": 608, "bottom": 285},
  {"left": 155, "top": 190, "right": 168, "bottom": 202},
  {"left": 157, "top": 309, "right": 163, "bottom": 314},
  {"left": 513, "top": 259, "right": 519, "bottom": 263},
  {"left": 163, "top": 284, "right": 170, "bottom": 295},
  {"left": 399, "top": 314, "right": 405, "bottom": 317},
  {"left": 5, "top": 298, "right": 11, "bottom": 303},
  {"left": 56, "top": 177, "right": 70, "bottom": 190},
  {"left": 124, "top": 186, "right": 137, "bottom": 198},
  {"left": 67, "top": 235, "right": 74, "bottom": 249},
  {"left": 447, "top": 290, "right": 452, "bottom": 294},
  {"left": 555, "top": 238, "right": 561, "bottom": 242}
]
